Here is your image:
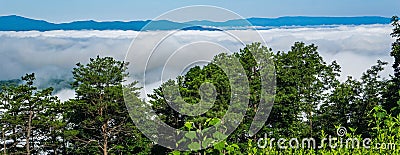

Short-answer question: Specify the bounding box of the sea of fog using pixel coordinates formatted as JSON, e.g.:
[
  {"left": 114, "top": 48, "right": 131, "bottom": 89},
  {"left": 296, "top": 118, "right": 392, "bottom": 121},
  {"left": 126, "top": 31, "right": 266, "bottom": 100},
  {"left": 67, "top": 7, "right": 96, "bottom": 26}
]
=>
[{"left": 0, "top": 24, "right": 395, "bottom": 101}]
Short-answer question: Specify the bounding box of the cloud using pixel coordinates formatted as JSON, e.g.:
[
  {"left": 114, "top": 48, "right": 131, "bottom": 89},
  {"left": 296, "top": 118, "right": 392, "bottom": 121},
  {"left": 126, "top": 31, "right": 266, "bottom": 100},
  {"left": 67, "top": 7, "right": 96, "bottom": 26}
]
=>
[
  {"left": 0, "top": 33, "right": 132, "bottom": 80},
  {"left": 54, "top": 89, "right": 75, "bottom": 102},
  {"left": 0, "top": 30, "right": 138, "bottom": 39},
  {"left": 0, "top": 24, "right": 395, "bottom": 100},
  {"left": 256, "top": 24, "right": 394, "bottom": 80}
]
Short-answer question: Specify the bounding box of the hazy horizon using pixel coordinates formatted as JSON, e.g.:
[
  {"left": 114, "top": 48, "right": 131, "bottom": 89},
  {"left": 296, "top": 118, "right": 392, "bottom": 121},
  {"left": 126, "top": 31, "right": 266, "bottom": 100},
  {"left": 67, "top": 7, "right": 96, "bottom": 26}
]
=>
[
  {"left": 1, "top": 0, "right": 398, "bottom": 23},
  {"left": 0, "top": 14, "right": 395, "bottom": 23}
]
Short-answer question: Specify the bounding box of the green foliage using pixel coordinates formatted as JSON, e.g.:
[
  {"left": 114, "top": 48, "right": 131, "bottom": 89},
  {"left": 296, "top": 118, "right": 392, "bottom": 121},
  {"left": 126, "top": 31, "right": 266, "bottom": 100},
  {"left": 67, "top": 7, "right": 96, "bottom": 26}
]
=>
[
  {"left": 272, "top": 42, "right": 341, "bottom": 138},
  {"left": 383, "top": 16, "right": 400, "bottom": 116},
  {"left": 65, "top": 56, "right": 151, "bottom": 154},
  {"left": 390, "top": 16, "right": 400, "bottom": 77},
  {"left": 0, "top": 73, "right": 62, "bottom": 154},
  {"left": 241, "top": 105, "right": 400, "bottom": 154}
]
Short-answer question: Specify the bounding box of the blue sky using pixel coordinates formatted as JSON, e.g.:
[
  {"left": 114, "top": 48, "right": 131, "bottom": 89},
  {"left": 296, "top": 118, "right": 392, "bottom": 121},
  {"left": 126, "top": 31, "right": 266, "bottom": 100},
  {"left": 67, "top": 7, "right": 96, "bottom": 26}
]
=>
[{"left": 0, "top": 0, "right": 399, "bottom": 22}]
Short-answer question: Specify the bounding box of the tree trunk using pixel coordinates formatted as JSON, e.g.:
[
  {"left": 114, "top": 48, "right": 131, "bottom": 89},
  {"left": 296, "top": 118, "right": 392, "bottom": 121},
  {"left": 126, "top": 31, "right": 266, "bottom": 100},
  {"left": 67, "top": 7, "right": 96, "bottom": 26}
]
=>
[
  {"left": 26, "top": 110, "right": 33, "bottom": 155},
  {"left": 2, "top": 128, "right": 6, "bottom": 155},
  {"left": 310, "top": 110, "right": 313, "bottom": 137},
  {"left": 103, "top": 141, "right": 107, "bottom": 155},
  {"left": 12, "top": 126, "right": 16, "bottom": 152},
  {"left": 53, "top": 134, "right": 58, "bottom": 155},
  {"left": 101, "top": 105, "right": 108, "bottom": 155},
  {"left": 102, "top": 122, "right": 108, "bottom": 155}
]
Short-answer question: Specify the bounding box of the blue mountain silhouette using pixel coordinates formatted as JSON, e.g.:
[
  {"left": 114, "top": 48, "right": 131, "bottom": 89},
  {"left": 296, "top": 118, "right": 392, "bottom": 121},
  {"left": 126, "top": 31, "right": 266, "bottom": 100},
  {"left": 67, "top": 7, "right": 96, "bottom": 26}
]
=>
[{"left": 0, "top": 15, "right": 391, "bottom": 31}]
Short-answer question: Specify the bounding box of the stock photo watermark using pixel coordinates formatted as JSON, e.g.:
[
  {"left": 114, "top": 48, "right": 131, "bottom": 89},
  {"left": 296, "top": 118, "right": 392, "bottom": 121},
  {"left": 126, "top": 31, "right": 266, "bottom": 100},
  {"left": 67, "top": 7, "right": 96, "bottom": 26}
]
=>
[{"left": 257, "top": 127, "right": 397, "bottom": 150}]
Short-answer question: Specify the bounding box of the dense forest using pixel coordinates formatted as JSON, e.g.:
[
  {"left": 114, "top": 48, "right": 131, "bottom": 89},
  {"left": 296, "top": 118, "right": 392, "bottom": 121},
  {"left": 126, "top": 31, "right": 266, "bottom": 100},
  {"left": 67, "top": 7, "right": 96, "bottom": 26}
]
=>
[{"left": 0, "top": 17, "right": 399, "bottom": 154}]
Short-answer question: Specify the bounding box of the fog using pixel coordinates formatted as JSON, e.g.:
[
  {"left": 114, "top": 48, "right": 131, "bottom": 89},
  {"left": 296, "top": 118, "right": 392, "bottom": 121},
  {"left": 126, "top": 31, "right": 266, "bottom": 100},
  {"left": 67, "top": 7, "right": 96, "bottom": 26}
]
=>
[{"left": 0, "top": 24, "right": 394, "bottom": 101}]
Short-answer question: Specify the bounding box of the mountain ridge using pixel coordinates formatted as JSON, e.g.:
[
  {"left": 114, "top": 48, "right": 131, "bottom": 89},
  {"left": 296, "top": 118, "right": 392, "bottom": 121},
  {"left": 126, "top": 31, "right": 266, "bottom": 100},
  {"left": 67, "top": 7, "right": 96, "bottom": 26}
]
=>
[{"left": 0, "top": 15, "right": 391, "bottom": 31}]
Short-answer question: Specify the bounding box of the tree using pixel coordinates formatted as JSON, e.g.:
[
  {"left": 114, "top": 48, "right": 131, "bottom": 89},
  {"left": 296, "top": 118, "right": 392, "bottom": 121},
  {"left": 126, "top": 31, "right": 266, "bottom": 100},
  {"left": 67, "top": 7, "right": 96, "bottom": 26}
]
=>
[
  {"left": 383, "top": 16, "right": 400, "bottom": 116},
  {"left": 148, "top": 43, "right": 274, "bottom": 153},
  {"left": 65, "top": 56, "right": 150, "bottom": 154},
  {"left": 272, "top": 42, "right": 340, "bottom": 138},
  {"left": 324, "top": 61, "right": 388, "bottom": 137},
  {"left": 390, "top": 16, "right": 400, "bottom": 78},
  {"left": 0, "top": 73, "right": 61, "bottom": 154},
  {"left": 40, "top": 96, "right": 66, "bottom": 154},
  {"left": 322, "top": 76, "right": 361, "bottom": 135}
]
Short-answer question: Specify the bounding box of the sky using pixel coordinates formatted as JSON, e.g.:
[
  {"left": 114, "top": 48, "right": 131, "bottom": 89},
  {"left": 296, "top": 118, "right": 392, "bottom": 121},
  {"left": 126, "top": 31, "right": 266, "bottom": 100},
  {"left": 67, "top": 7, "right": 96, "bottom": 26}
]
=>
[{"left": 0, "top": 0, "right": 399, "bottom": 22}]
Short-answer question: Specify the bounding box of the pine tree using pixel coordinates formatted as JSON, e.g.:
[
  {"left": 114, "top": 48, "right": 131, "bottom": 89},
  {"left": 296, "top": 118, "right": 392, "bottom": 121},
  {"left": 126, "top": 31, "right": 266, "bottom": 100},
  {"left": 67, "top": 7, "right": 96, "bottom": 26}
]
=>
[
  {"left": 65, "top": 56, "right": 150, "bottom": 154},
  {"left": 0, "top": 73, "right": 60, "bottom": 154}
]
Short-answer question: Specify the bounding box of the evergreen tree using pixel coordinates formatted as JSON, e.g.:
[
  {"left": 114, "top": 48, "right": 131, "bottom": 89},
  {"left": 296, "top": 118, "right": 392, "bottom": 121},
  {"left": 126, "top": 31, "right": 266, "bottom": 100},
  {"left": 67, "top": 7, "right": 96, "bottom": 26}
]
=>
[
  {"left": 65, "top": 56, "right": 151, "bottom": 154},
  {"left": 383, "top": 16, "right": 400, "bottom": 116},
  {"left": 0, "top": 73, "right": 60, "bottom": 154}
]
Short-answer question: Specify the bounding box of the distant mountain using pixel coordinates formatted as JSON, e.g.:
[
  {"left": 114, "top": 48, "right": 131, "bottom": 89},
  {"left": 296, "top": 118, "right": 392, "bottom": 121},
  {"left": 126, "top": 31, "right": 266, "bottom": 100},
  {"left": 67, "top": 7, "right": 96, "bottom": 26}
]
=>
[
  {"left": 0, "top": 78, "right": 72, "bottom": 93},
  {"left": 0, "top": 79, "right": 21, "bottom": 91},
  {"left": 0, "top": 15, "right": 391, "bottom": 31}
]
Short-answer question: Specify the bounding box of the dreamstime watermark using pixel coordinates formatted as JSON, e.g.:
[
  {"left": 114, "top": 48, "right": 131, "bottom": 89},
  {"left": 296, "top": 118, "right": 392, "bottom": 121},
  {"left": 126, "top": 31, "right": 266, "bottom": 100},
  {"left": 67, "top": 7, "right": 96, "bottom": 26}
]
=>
[
  {"left": 123, "top": 5, "right": 276, "bottom": 151},
  {"left": 257, "top": 127, "right": 396, "bottom": 150}
]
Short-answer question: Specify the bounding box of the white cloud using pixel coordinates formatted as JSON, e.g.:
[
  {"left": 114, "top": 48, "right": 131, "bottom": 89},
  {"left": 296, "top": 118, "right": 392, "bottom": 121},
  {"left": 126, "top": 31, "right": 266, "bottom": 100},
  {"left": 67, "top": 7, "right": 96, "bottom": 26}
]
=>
[
  {"left": 0, "top": 35, "right": 131, "bottom": 80},
  {"left": 0, "top": 30, "right": 138, "bottom": 39},
  {"left": 0, "top": 24, "right": 395, "bottom": 101},
  {"left": 54, "top": 89, "right": 75, "bottom": 102}
]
